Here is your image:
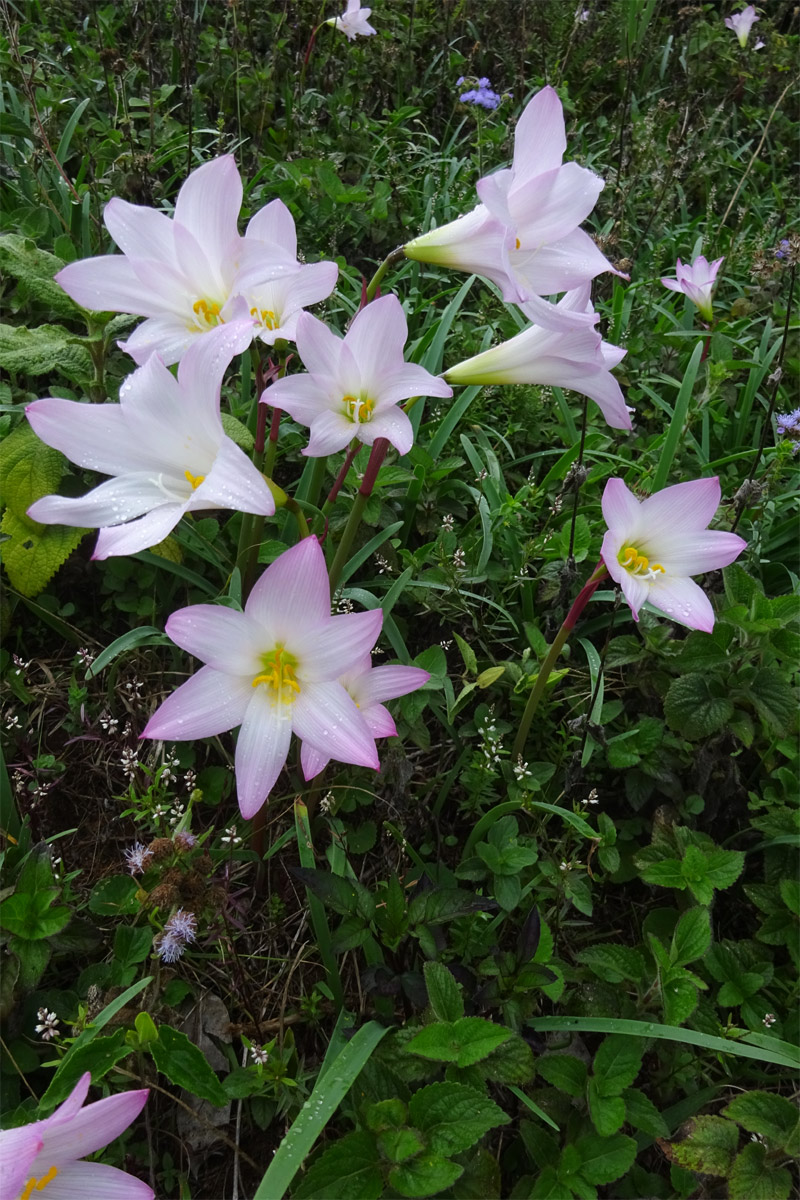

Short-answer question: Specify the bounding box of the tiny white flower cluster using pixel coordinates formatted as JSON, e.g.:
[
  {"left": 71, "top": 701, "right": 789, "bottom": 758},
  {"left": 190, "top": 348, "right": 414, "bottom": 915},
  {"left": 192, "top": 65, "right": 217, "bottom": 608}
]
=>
[
  {"left": 76, "top": 647, "right": 95, "bottom": 668},
  {"left": 168, "top": 801, "right": 186, "bottom": 827},
  {"left": 160, "top": 753, "right": 181, "bottom": 785},
  {"left": 221, "top": 825, "right": 242, "bottom": 846},
  {"left": 4, "top": 711, "right": 20, "bottom": 731},
  {"left": 99, "top": 712, "right": 119, "bottom": 733},
  {"left": 481, "top": 717, "right": 503, "bottom": 766},
  {"left": 184, "top": 769, "right": 197, "bottom": 793},
  {"left": 440, "top": 639, "right": 453, "bottom": 650},
  {"left": 441, "top": 513, "right": 455, "bottom": 533},
  {"left": 513, "top": 755, "right": 529, "bottom": 782},
  {"left": 250, "top": 1044, "right": 270, "bottom": 1066},
  {"left": 762, "top": 1012, "right": 777, "bottom": 1028},
  {"left": 335, "top": 594, "right": 354, "bottom": 614},
  {"left": 583, "top": 788, "right": 600, "bottom": 806},
  {"left": 35, "top": 1008, "right": 59, "bottom": 1040},
  {"left": 319, "top": 791, "right": 335, "bottom": 815},
  {"left": 374, "top": 554, "right": 391, "bottom": 575},
  {"left": 13, "top": 655, "right": 31, "bottom": 675},
  {"left": 120, "top": 747, "right": 139, "bottom": 778},
  {"left": 453, "top": 548, "right": 466, "bottom": 572},
  {"left": 125, "top": 677, "right": 144, "bottom": 699}
]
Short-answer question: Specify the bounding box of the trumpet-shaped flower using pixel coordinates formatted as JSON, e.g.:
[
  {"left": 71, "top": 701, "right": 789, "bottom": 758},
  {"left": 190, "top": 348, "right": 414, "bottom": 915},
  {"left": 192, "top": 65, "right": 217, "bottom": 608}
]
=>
[
  {"left": 56, "top": 160, "right": 336, "bottom": 365},
  {"left": 601, "top": 477, "right": 746, "bottom": 632},
  {"left": 326, "top": 0, "right": 377, "bottom": 39},
  {"left": 143, "top": 538, "right": 387, "bottom": 818},
  {"left": 0, "top": 1071, "right": 152, "bottom": 1200},
  {"left": 725, "top": 5, "right": 760, "bottom": 46},
  {"left": 301, "top": 656, "right": 430, "bottom": 778},
  {"left": 404, "top": 87, "right": 622, "bottom": 316},
  {"left": 26, "top": 321, "right": 275, "bottom": 560},
  {"left": 661, "top": 254, "right": 723, "bottom": 322},
  {"left": 444, "top": 285, "right": 631, "bottom": 430},
  {"left": 262, "top": 294, "right": 453, "bottom": 457}
]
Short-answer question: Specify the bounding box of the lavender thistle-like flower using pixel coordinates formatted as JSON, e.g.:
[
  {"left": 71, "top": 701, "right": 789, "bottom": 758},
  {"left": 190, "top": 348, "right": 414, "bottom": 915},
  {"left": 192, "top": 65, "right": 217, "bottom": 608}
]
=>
[
  {"left": 125, "top": 842, "right": 154, "bottom": 874},
  {"left": 156, "top": 908, "right": 197, "bottom": 963},
  {"left": 776, "top": 408, "right": 800, "bottom": 453}
]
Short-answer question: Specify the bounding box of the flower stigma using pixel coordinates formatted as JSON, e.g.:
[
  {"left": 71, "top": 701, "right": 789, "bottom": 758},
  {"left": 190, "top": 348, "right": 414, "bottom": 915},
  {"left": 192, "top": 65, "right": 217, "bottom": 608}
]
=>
[
  {"left": 342, "top": 393, "right": 375, "bottom": 424},
  {"left": 619, "top": 545, "right": 665, "bottom": 581},
  {"left": 252, "top": 646, "right": 301, "bottom": 701},
  {"left": 21, "top": 1166, "right": 59, "bottom": 1199}
]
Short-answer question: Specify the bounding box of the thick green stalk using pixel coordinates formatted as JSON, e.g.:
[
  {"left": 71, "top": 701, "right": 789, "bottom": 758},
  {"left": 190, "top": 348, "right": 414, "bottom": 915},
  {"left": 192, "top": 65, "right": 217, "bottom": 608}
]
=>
[
  {"left": 512, "top": 563, "right": 608, "bottom": 762},
  {"left": 365, "top": 246, "right": 406, "bottom": 304}
]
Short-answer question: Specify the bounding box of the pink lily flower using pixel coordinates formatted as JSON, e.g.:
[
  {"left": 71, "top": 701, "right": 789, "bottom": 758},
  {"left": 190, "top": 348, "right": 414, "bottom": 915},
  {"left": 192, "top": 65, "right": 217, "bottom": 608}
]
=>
[
  {"left": 444, "top": 285, "right": 631, "bottom": 430},
  {"left": 326, "top": 0, "right": 377, "bottom": 40},
  {"left": 262, "top": 294, "right": 453, "bottom": 457},
  {"left": 601, "top": 477, "right": 746, "bottom": 632},
  {"left": 724, "top": 5, "right": 760, "bottom": 47},
  {"left": 56, "top": 159, "right": 336, "bottom": 365},
  {"left": 301, "top": 656, "right": 430, "bottom": 778},
  {"left": 143, "top": 538, "right": 386, "bottom": 818},
  {"left": 0, "top": 1071, "right": 152, "bottom": 1200},
  {"left": 26, "top": 321, "right": 275, "bottom": 559},
  {"left": 404, "top": 87, "right": 622, "bottom": 322},
  {"left": 661, "top": 254, "right": 723, "bottom": 323}
]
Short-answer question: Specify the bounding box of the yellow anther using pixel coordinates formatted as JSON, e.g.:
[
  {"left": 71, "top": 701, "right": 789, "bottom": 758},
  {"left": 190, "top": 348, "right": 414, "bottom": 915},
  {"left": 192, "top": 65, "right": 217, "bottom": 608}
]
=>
[
  {"left": 21, "top": 1166, "right": 59, "bottom": 1199},
  {"left": 252, "top": 647, "right": 300, "bottom": 700},
  {"left": 192, "top": 299, "right": 222, "bottom": 327},
  {"left": 651, "top": 563, "right": 665, "bottom": 574},
  {"left": 343, "top": 394, "right": 375, "bottom": 423},
  {"left": 619, "top": 545, "right": 666, "bottom": 579},
  {"left": 250, "top": 307, "right": 278, "bottom": 330},
  {"left": 515, "top": 237, "right": 521, "bottom": 249},
  {"left": 184, "top": 470, "right": 205, "bottom": 490}
]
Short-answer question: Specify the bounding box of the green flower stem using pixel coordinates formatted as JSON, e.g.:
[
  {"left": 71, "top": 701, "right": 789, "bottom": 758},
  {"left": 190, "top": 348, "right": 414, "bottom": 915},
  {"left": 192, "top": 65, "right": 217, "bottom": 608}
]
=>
[
  {"left": 327, "top": 437, "right": 389, "bottom": 596},
  {"left": 237, "top": 348, "right": 288, "bottom": 599},
  {"left": 512, "top": 562, "right": 609, "bottom": 762},
  {"left": 303, "top": 453, "right": 329, "bottom": 513},
  {"left": 364, "top": 246, "right": 406, "bottom": 304},
  {"left": 262, "top": 405, "right": 281, "bottom": 479},
  {"left": 320, "top": 439, "right": 362, "bottom": 516}
]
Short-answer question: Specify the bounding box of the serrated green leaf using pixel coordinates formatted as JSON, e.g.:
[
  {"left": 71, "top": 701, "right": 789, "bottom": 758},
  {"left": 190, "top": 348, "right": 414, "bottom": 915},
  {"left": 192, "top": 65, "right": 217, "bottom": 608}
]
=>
[
  {"left": 577, "top": 944, "right": 646, "bottom": 984},
  {"left": 389, "top": 1154, "right": 463, "bottom": 1198},
  {"left": 667, "top": 1115, "right": 739, "bottom": 1176},
  {"left": 0, "top": 888, "right": 70, "bottom": 939},
  {"left": 424, "top": 961, "right": 464, "bottom": 1023},
  {"left": 474, "top": 1032, "right": 535, "bottom": 1084},
  {"left": 746, "top": 667, "right": 796, "bottom": 736},
  {"left": 664, "top": 673, "right": 734, "bottom": 740},
  {"left": 593, "top": 1035, "right": 643, "bottom": 1097},
  {"left": 728, "top": 1142, "right": 792, "bottom": 1200},
  {"left": 38, "top": 1030, "right": 130, "bottom": 1107},
  {"left": 0, "top": 422, "right": 65, "bottom": 517},
  {"left": 406, "top": 1018, "right": 512, "bottom": 1067},
  {"left": 723, "top": 1090, "right": 800, "bottom": 1149},
  {"left": 662, "top": 972, "right": 699, "bottom": 1026},
  {"left": 294, "top": 1132, "right": 383, "bottom": 1199},
  {"left": 702, "top": 849, "right": 745, "bottom": 893},
  {"left": 587, "top": 1077, "right": 626, "bottom": 1136},
  {"left": 378, "top": 1126, "right": 426, "bottom": 1164},
  {"left": 1, "top": 508, "right": 88, "bottom": 597},
  {"left": 779, "top": 878, "right": 800, "bottom": 916},
  {"left": 0, "top": 234, "right": 77, "bottom": 318},
  {"left": 292, "top": 867, "right": 375, "bottom": 920},
  {"left": 88, "top": 875, "right": 141, "bottom": 916},
  {"left": 536, "top": 1054, "right": 588, "bottom": 1098},
  {"left": 671, "top": 907, "right": 711, "bottom": 966},
  {"left": 574, "top": 1132, "right": 636, "bottom": 1185},
  {"left": 409, "top": 1080, "right": 510, "bottom": 1156},
  {"left": 723, "top": 564, "right": 761, "bottom": 608},
  {"left": 150, "top": 1025, "right": 228, "bottom": 1106},
  {"left": 622, "top": 1087, "right": 669, "bottom": 1138},
  {"left": 0, "top": 322, "right": 92, "bottom": 378},
  {"left": 220, "top": 411, "right": 255, "bottom": 452},
  {"left": 637, "top": 857, "right": 687, "bottom": 891}
]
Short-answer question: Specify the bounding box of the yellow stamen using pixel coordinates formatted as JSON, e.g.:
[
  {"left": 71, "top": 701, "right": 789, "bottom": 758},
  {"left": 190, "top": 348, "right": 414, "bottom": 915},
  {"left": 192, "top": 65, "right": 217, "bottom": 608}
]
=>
[
  {"left": 252, "top": 646, "right": 300, "bottom": 701},
  {"left": 342, "top": 394, "right": 375, "bottom": 423},
  {"left": 250, "top": 306, "right": 278, "bottom": 330},
  {"left": 619, "top": 545, "right": 665, "bottom": 578},
  {"left": 192, "top": 299, "right": 223, "bottom": 328},
  {"left": 184, "top": 470, "right": 205, "bottom": 490},
  {"left": 515, "top": 237, "right": 521, "bottom": 249},
  {"left": 21, "top": 1166, "right": 59, "bottom": 1199}
]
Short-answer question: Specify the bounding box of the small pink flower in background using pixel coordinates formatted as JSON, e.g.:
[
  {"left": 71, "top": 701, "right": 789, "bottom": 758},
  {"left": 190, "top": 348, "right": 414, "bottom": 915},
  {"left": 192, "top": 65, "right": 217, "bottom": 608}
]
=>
[
  {"left": 262, "top": 294, "right": 453, "bottom": 457},
  {"left": 0, "top": 1071, "right": 152, "bottom": 1199},
  {"left": 601, "top": 477, "right": 746, "bottom": 632},
  {"left": 327, "top": 0, "right": 377, "bottom": 40},
  {"left": 301, "top": 656, "right": 430, "bottom": 778},
  {"left": 724, "top": 5, "right": 760, "bottom": 47},
  {"left": 56, "top": 159, "right": 337, "bottom": 365},
  {"left": 143, "top": 538, "right": 408, "bottom": 818},
  {"left": 661, "top": 254, "right": 723, "bottom": 323},
  {"left": 26, "top": 321, "right": 275, "bottom": 559},
  {"left": 444, "top": 285, "right": 631, "bottom": 430},
  {"left": 404, "top": 86, "right": 623, "bottom": 319}
]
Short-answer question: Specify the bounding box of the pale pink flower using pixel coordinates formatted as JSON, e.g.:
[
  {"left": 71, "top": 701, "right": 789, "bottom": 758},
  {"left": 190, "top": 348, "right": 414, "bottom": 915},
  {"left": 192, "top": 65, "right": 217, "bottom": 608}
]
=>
[
  {"left": 601, "top": 477, "right": 746, "bottom": 631},
  {"left": 0, "top": 1072, "right": 152, "bottom": 1199},
  {"left": 327, "top": 0, "right": 377, "bottom": 39},
  {"left": 444, "top": 285, "right": 631, "bottom": 429},
  {"left": 725, "top": 5, "right": 760, "bottom": 47},
  {"left": 262, "top": 294, "right": 453, "bottom": 456},
  {"left": 301, "top": 656, "right": 430, "bottom": 778},
  {"left": 26, "top": 322, "right": 275, "bottom": 559},
  {"left": 56, "top": 159, "right": 336, "bottom": 365},
  {"left": 143, "top": 538, "right": 386, "bottom": 818},
  {"left": 404, "top": 87, "right": 622, "bottom": 322},
  {"left": 661, "top": 255, "right": 723, "bottom": 323}
]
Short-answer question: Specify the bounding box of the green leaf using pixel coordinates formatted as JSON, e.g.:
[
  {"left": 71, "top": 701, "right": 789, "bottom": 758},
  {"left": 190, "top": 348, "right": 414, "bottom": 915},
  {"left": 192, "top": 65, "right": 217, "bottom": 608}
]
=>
[
  {"left": 728, "top": 1142, "right": 792, "bottom": 1200},
  {"left": 529, "top": 1166, "right": 563, "bottom": 1197},
  {"left": 378, "top": 1127, "right": 426, "bottom": 1164},
  {"left": 746, "top": 667, "right": 796, "bottom": 735},
  {"left": 38, "top": 1030, "right": 130, "bottom": 1107},
  {"left": 389, "top": 1154, "right": 463, "bottom": 1198},
  {"left": 9, "top": 937, "right": 50, "bottom": 990},
  {"left": 406, "top": 1018, "right": 512, "bottom": 1067},
  {"left": 637, "top": 857, "right": 687, "bottom": 891},
  {"left": 671, "top": 907, "right": 711, "bottom": 966},
  {"left": 88, "top": 875, "right": 140, "bottom": 916},
  {"left": 680, "top": 845, "right": 714, "bottom": 906},
  {"left": 700, "top": 848, "right": 745, "bottom": 894},
  {"left": 0, "top": 508, "right": 87, "bottom": 597},
  {"left": 665, "top": 1115, "right": 739, "bottom": 1176},
  {"left": 409, "top": 1081, "right": 510, "bottom": 1156},
  {"left": 664, "top": 673, "right": 734, "bottom": 740},
  {"left": 0, "top": 888, "right": 70, "bottom": 940},
  {"left": 220, "top": 412, "right": 255, "bottom": 452},
  {"left": 0, "top": 234, "right": 76, "bottom": 318},
  {"left": 408, "top": 888, "right": 496, "bottom": 925},
  {"left": 113, "top": 925, "right": 153, "bottom": 968},
  {"left": 662, "top": 972, "right": 699, "bottom": 1026},
  {"left": 475, "top": 1031, "right": 535, "bottom": 1084},
  {"left": 294, "top": 1132, "right": 384, "bottom": 1200},
  {"left": 779, "top": 878, "right": 800, "bottom": 916},
  {"left": 723, "top": 564, "right": 761, "bottom": 608},
  {"left": 622, "top": 1088, "right": 669, "bottom": 1138},
  {"left": 592, "top": 1035, "right": 644, "bottom": 1096},
  {"left": 453, "top": 632, "right": 477, "bottom": 675},
  {"left": 424, "top": 961, "right": 465, "bottom": 1023},
  {"left": 292, "top": 867, "right": 375, "bottom": 921},
  {"left": 0, "top": 422, "right": 64, "bottom": 518},
  {"left": 576, "top": 944, "right": 645, "bottom": 984},
  {"left": 536, "top": 1054, "right": 588, "bottom": 1099},
  {"left": 723, "top": 1091, "right": 800, "bottom": 1149},
  {"left": 574, "top": 1132, "right": 637, "bottom": 1185},
  {"left": 150, "top": 1025, "right": 228, "bottom": 1106},
  {"left": 0, "top": 322, "right": 92, "bottom": 378},
  {"left": 587, "top": 1077, "right": 626, "bottom": 1136}
]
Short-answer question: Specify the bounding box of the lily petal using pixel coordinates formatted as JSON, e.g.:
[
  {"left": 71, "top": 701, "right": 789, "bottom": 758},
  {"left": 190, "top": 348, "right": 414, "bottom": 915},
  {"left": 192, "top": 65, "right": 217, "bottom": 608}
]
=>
[
  {"left": 0, "top": 1126, "right": 43, "bottom": 1200},
  {"left": 640, "top": 477, "right": 722, "bottom": 538},
  {"left": 36, "top": 1158, "right": 154, "bottom": 1198},
  {"left": 190, "top": 439, "right": 276, "bottom": 517},
  {"left": 165, "top": 605, "right": 263, "bottom": 673},
  {"left": 293, "top": 681, "right": 379, "bottom": 770},
  {"left": 647, "top": 575, "right": 715, "bottom": 633},
  {"left": 143, "top": 665, "right": 252, "bottom": 741},
  {"left": 28, "top": 474, "right": 173, "bottom": 529},
  {"left": 235, "top": 688, "right": 293, "bottom": 817},
  {"left": 303, "top": 411, "right": 358, "bottom": 456},
  {"left": 41, "top": 1089, "right": 149, "bottom": 1165},
  {"left": 301, "top": 611, "right": 383, "bottom": 682},
  {"left": 174, "top": 156, "right": 242, "bottom": 276},
  {"left": 354, "top": 664, "right": 430, "bottom": 707},
  {"left": 246, "top": 537, "right": 331, "bottom": 639},
  {"left": 91, "top": 504, "right": 185, "bottom": 559}
]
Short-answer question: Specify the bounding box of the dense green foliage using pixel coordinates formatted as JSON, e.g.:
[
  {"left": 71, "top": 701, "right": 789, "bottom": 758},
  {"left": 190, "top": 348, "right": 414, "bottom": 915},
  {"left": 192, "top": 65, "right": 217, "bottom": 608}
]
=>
[{"left": 1, "top": 1, "right": 798, "bottom": 1198}]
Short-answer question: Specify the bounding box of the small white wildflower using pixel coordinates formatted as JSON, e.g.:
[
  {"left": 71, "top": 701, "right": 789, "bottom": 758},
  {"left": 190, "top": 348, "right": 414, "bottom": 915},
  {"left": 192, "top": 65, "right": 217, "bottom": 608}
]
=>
[
  {"left": 762, "top": 1012, "right": 777, "bottom": 1028},
  {"left": 4, "top": 712, "right": 20, "bottom": 730},
  {"left": 440, "top": 639, "right": 453, "bottom": 650},
  {"left": 221, "top": 826, "right": 242, "bottom": 846},
  {"left": 250, "top": 1044, "right": 270, "bottom": 1066},
  {"left": 35, "top": 1008, "right": 59, "bottom": 1041},
  {"left": 585, "top": 788, "right": 599, "bottom": 806},
  {"left": 441, "top": 513, "right": 455, "bottom": 533},
  {"left": 475, "top": 469, "right": 488, "bottom": 483},
  {"left": 319, "top": 792, "right": 334, "bottom": 815},
  {"left": 453, "top": 548, "right": 466, "bottom": 571},
  {"left": 374, "top": 554, "right": 391, "bottom": 575},
  {"left": 513, "top": 755, "right": 529, "bottom": 781},
  {"left": 76, "top": 647, "right": 95, "bottom": 667},
  {"left": 559, "top": 861, "right": 569, "bottom": 872},
  {"left": 120, "top": 748, "right": 139, "bottom": 778},
  {"left": 99, "top": 713, "right": 119, "bottom": 732},
  {"left": 184, "top": 770, "right": 197, "bottom": 792},
  {"left": 13, "top": 655, "right": 31, "bottom": 674}
]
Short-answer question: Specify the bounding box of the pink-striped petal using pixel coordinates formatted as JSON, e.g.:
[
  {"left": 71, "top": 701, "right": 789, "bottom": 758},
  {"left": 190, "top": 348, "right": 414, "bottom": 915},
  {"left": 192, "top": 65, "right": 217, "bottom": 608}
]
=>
[
  {"left": 640, "top": 477, "right": 722, "bottom": 539},
  {"left": 36, "top": 1158, "right": 154, "bottom": 1199},
  {"left": 119, "top": 316, "right": 198, "bottom": 366},
  {"left": 189, "top": 439, "right": 276, "bottom": 517},
  {"left": 510, "top": 162, "right": 604, "bottom": 247},
  {"left": 264, "top": 375, "right": 332, "bottom": 425},
  {"left": 560, "top": 364, "right": 632, "bottom": 430},
  {"left": 601, "top": 478, "right": 642, "bottom": 536},
  {"left": 165, "top": 605, "right": 263, "bottom": 673},
  {"left": 511, "top": 85, "right": 567, "bottom": 181},
  {"left": 104, "top": 197, "right": 177, "bottom": 264},
  {"left": 292, "top": 681, "right": 379, "bottom": 770},
  {"left": 143, "top": 665, "right": 252, "bottom": 741},
  {"left": 514, "top": 226, "right": 622, "bottom": 295},
  {"left": 91, "top": 504, "right": 185, "bottom": 559},
  {"left": 28, "top": 475, "right": 171, "bottom": 530},
  {"left": 617, "top": 568, "right": 650, "bottom": 622},
  {"left": 175, "top": 318, "right": 255, "bottom": 419},
  {"left": 55, "top": 256, "right": 163, "bottom": 317},
  {"left": 41, "top": 1089, "right": 149, "bottom": 1165},
  {"left": 362, "top": 702, "right": 397, "bottom": 739},
  {"left": 300, "top": 611, "right": 383, "bottom": 682},
  {"left": 653, "top": 530, "right": 746, "bottom": 576},
  {"left": 300, "top": 740, "right": 330, "bottom": 781},
  {"left": 174, "top": 156, "right": 242, "bottom": 274},
  {"left": 358, "top": 406, "right": 415, "bottom": 454},
  {"left": 246, "top": 199, "right": 298, "bottom": 258},
  {"left": 295, "top": 311, "right": 345, "bottom": 378},
  {"left": 647, "top": 575, "right": 715, "bottom": 633},
  {"left": 235, "top": 688, "right": 293, "bottom": 817},
  {"left": 0, "top": 1125, "right": 43, "bottom": 1200},
  {"left": 354, "top": 664, "right": 430, "bottom": 707},
  {"left": 304, "top": 411, "right": 358, "bottom": 456},
  {"left": 344, "top": 295, "right": 408, "bottom": 387},
  {"left": 246, "top": 537, "right": 331, "bottom": 639},
  {"left": 375, "top": 365, "right": 453, "bottom": 407},
  {"left": 26, "top": 398, "right": 136, "bottom": 476},
  {"left": 46, "top": 1074, "right": 92, "bottom": 1125}
]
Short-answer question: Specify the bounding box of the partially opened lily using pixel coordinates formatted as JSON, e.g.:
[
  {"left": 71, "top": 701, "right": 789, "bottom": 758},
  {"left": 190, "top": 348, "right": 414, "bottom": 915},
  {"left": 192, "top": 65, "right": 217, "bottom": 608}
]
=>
[
  {"left": 601, "top": 477, "right": 746, "bottom": 631},
  {"left": 404, "top": 86, "right": 621, "bottom": 316},
  {"left": 143, "top": 538, "right": 386, "bottom": 818},
  {"left": 0, "top": 1071, "right": 152, "bottom": 1200},
  {"left": 661, "top": 254, "right": 723, "bottom": 322},
  {"left": 26, "top": 321, "right": 275, "bottom": 559},
  {"left": 301, "top": 656, "right": 430, "bottom": 779},
  {"left": 326, "top": 0, "right": 377, "bottom": 39},
  {"left": 444, "top": 285, "right": 631, "bottom": 430},
  {"left": 55, "top": 159, "right": 333, "bottom": 365},
  {"left": 262, "top": 294, "right": 453, "bottom": 457},
  {"left": 725, "top": 5, "right": 759, "bottom": 47}
]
